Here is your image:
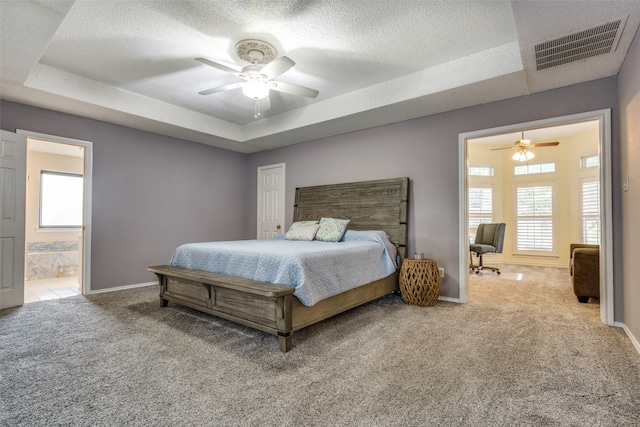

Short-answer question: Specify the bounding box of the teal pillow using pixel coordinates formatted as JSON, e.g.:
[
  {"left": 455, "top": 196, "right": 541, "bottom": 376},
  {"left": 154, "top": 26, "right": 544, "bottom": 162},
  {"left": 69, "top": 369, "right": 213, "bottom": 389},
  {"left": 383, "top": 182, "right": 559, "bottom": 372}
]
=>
[{"left": 315, "top": 217, "right": 350, "bottom": 242}]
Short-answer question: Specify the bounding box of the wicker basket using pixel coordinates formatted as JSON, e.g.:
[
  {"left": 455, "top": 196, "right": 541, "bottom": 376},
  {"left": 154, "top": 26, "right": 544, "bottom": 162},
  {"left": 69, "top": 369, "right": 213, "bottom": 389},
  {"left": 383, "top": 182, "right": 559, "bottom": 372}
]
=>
[{"left": 399, "top": 258, "right": 441, "bottom": 306}]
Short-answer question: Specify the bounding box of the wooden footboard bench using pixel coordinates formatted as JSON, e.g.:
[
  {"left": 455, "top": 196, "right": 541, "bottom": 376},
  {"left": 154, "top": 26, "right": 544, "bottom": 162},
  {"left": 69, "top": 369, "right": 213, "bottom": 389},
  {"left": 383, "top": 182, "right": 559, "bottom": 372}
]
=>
[{"left": 148, "top": 265, "right": 399, "bottom": 352}]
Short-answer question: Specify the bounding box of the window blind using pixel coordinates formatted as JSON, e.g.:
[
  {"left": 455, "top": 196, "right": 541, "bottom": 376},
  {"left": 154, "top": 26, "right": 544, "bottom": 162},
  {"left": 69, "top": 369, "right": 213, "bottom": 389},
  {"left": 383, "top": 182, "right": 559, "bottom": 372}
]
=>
[
  {"left": 515, "top": 183, "right": 554, "bottom": 253},
  {"left": 582, "top": 178, "right": 600, "bottom": 244},
  {"left": 469, "top": 187, "right": 493, "bottom": 243}
]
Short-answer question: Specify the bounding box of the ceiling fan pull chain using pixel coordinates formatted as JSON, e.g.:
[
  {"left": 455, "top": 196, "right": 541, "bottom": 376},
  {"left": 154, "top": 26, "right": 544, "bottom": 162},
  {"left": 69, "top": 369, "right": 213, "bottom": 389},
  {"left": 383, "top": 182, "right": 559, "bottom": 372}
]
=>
[{"left": 254, "top": 99, "right": 261, "bottom": 118}]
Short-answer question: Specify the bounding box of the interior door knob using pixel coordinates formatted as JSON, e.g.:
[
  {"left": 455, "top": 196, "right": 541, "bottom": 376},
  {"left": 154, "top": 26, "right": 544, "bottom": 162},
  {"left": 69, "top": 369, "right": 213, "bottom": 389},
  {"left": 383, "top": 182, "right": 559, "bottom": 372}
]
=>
[{"left": 277, "top": 224, "right": 281, "bottom": 229}]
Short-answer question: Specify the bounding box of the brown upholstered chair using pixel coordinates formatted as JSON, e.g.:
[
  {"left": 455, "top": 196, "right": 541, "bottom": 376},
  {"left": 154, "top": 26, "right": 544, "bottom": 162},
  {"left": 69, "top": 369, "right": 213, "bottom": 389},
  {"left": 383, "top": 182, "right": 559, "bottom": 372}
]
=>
[{"left": 569, "top": 243, "right": 600, "bottom": 303}]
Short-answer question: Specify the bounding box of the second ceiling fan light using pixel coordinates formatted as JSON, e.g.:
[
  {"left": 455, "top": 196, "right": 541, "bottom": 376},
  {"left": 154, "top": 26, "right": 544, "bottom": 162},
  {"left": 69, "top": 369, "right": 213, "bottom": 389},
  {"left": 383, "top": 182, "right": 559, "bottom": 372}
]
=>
[{"left": 491, "top": 131, "right": 559, "bottom": 162}]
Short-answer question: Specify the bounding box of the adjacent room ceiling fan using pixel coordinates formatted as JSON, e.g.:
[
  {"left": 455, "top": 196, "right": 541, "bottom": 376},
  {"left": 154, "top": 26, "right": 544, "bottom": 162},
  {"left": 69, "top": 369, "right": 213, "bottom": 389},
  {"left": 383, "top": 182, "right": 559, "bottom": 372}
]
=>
[
  {"left": 490, "top": 132, "right": 560, "bottom": 162},
  {"left": 196, "top": 39, "right": 319, "bottom": 118}
]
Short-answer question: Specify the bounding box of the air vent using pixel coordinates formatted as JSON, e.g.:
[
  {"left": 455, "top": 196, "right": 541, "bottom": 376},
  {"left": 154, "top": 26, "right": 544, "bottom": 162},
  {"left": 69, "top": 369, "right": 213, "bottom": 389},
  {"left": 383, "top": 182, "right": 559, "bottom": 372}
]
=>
[{"left": 535, "top": 16, "right": 627, "bottom": 71}]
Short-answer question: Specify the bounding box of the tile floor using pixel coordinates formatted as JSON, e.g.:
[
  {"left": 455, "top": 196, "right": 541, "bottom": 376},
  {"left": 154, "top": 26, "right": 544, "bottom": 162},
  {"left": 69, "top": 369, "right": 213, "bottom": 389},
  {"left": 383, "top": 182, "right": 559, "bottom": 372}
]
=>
[{"left": 24, "top": 276, "right": 81, "bottom": 303}]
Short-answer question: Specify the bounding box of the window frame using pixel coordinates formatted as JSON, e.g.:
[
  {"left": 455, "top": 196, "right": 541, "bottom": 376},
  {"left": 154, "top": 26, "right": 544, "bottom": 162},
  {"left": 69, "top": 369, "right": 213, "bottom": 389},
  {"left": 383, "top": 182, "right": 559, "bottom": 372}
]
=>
[
  {"left": 513, "top": 160, "right": 556, "bottom": 176},
  {"left": 580, "top": 153, "right": 600, "bottom": 169},
  {"left": 468, "top": 165, "right": 494, "bottom": 177}
]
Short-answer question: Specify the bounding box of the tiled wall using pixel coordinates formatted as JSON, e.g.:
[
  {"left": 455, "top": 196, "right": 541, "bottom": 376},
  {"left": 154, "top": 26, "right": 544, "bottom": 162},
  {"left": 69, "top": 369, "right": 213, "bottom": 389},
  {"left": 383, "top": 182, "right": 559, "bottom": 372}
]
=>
[{"left": 26, "top": 241, "right": 79, "bottom": 281}]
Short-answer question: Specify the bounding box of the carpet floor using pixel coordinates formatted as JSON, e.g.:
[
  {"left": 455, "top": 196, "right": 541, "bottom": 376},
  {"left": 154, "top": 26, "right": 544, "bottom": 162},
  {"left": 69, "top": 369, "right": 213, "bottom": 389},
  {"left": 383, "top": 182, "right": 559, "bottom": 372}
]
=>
[{"left": 1, "top": 264, "right": 639, "bottom": 426}]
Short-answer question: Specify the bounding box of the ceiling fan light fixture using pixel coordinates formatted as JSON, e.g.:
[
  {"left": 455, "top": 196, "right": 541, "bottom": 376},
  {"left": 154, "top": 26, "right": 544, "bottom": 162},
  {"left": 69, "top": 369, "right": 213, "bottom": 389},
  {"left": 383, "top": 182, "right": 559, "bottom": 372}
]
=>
[
  {"left": 512, "top": 149, "right": 535, "bottom": 162},
  {"left": 242, "top": 81, "right": 270, "bottom": 99}
]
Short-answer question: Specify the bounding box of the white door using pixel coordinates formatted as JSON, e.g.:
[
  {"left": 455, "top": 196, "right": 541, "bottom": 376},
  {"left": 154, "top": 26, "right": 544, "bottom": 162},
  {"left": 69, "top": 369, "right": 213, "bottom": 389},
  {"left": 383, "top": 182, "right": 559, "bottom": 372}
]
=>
[
  {"left": 0, "top": 130, "right": 26, "bottom": 309},
  {"left": 257, "top": 163, "right": 285, "bottom": 239}
]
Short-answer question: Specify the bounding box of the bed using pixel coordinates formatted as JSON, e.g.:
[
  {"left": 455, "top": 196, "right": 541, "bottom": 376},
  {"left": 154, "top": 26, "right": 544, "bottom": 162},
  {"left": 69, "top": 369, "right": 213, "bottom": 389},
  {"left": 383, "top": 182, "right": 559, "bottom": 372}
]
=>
[{"left": 148, "top": 177, "right": 409, "bottom": 352}]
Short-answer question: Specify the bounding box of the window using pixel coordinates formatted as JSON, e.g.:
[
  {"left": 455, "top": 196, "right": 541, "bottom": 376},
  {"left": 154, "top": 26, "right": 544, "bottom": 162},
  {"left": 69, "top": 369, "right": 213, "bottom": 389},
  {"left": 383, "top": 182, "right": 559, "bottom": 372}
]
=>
[
  {"left": 40, "top": 171, "right": 83, "bottom": 228},
  {"left": 514, "top": 182, "right": 555, "bottom": 255},
  {"left": 581, "top": 154, "right": 599, "bottom": 169},
  {"left": 581, "top": 177, "right": 600, "bottom": 244},
  {"left": 469, "top": 165, "right": 494, "bottom": 176},
  {"left": 514, "top": 161, "right": 556, "bottom": 176},
  {"left": 468, "top": 186, "right": 493, "bottom": 243}
]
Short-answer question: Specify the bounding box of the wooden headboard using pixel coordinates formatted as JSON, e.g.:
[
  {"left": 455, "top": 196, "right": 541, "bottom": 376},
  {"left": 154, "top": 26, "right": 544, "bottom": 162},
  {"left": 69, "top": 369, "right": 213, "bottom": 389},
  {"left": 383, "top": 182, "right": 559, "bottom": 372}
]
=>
[{"left": 293, "top": 177, "right": 409, "bottom": 260}]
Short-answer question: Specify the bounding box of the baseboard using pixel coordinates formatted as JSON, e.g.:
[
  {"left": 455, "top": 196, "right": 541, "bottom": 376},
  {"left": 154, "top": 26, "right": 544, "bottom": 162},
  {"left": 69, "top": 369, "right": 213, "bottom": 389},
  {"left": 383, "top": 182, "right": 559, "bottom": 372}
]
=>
[
  {"left": 438, "top": 295, "right": 462, "bottom": 303},
  {"left": 493, "top": 261, "right": 570, "bottom": 269},
  {"left": 615, "top": 322, "right": 640, "bottom": 356},
  {"left": 87, "top": 281, "right": 156, "bottom": 295}
]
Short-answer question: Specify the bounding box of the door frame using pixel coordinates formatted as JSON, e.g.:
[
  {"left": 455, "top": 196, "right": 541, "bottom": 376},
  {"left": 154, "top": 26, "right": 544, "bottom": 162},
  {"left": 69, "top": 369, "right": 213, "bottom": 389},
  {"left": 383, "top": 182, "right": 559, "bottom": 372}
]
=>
[
  {"left": 17, "top": 130, "right": 93, "bottom": 295},
  {"left": 458, "top": 109, "right": 613, "bottom": 325}
]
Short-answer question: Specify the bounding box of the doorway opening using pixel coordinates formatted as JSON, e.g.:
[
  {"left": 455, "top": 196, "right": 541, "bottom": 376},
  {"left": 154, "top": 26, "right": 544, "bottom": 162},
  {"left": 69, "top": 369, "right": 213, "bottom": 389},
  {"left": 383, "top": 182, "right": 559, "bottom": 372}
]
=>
[
  {"left": 19, "top": 130, "right": 93, "bottom": 301},
  {"left": 458, "top": 110, "right": 613, "bottom": 325}
]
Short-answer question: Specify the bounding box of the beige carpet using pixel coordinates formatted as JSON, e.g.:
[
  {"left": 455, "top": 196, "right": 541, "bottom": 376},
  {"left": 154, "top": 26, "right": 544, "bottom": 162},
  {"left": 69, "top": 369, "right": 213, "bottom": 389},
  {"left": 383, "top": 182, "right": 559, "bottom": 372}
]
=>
[{"left": 1, "top": 265, "right": 638, "bottom": 426}]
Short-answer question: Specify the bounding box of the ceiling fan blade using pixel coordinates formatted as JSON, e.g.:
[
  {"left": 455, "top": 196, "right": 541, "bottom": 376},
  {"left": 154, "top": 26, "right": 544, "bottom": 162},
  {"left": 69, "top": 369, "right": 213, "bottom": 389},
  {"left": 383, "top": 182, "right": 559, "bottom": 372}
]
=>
[
  {"left": 195, "top": 58, "right": 243, "bottom": 77},
  {"left": 531, "top": 141, "right": 560, "bottom": 147},
  {"left": 270, "top": 81, "right": 319, "bottom": 98},
  {"left": 260, "top": 56, "right": 295, "bottom": 80},
  {"left": 198, "top": 82, "right": 243, "bottom": 95},
  {"left": 490, "top": 146, "right": 517, "bottom": 151}
]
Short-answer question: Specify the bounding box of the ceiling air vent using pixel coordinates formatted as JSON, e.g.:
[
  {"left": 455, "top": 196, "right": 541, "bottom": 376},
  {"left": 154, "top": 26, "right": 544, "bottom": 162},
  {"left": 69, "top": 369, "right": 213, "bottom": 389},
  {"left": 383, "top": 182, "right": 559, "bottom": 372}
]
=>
[{"left": 535, "top": 16, "right": 627, "bottom": 71}]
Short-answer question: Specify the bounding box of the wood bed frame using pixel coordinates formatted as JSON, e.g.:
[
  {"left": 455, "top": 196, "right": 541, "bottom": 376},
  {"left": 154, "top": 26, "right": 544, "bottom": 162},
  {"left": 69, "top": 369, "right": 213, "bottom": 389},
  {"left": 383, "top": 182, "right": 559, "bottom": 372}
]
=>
[{"left": 148, "top": 177, "right": 409, "bottom": 352}]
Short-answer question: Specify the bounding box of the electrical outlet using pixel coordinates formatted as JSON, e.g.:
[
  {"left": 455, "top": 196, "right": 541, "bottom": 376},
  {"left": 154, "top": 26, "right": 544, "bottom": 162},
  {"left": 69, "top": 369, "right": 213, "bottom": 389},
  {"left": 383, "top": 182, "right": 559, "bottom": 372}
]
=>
[{"left": 439, "top": 267, "right": 444, "bottom": 277}]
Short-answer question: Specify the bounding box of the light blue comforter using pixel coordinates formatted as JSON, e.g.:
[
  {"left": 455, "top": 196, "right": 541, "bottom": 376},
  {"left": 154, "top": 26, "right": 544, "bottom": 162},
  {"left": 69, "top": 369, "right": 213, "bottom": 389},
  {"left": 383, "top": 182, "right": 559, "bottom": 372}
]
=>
[{"left": 169, "top": 230, "right": 397, "bottom": 306}]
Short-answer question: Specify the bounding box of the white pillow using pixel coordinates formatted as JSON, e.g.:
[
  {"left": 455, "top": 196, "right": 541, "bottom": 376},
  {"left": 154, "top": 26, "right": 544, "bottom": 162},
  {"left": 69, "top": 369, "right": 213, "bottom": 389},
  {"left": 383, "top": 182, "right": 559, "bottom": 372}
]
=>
[
  {"left": 288, "top": 220, "right": 319, "bottom": 230},
  {"left": 285, "top": 224, "right": 320, "bottom": 241}
]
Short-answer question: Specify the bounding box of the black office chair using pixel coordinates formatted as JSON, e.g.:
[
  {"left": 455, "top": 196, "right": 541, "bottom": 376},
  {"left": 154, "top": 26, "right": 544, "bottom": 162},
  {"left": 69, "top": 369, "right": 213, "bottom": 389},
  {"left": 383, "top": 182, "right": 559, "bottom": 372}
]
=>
[{"left": 470, "top": 223, "right": 506, "bottom": 274}]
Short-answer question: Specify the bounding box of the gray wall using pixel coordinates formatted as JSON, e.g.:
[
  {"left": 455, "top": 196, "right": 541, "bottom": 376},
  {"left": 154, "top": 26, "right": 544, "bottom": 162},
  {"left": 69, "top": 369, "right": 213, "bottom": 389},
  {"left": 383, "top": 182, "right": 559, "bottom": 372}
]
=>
[
  {"left": 618, "top": 29, "right": 640, "bottom": 342},
  {"left": 246, "top": 78, "right": 621, "bottom": 311},
  {"left": 0, "top": 101, "right": 249, "bottom": 290},
  {"left": 0, "top": 75, "right": 628, "bottom": 323}
]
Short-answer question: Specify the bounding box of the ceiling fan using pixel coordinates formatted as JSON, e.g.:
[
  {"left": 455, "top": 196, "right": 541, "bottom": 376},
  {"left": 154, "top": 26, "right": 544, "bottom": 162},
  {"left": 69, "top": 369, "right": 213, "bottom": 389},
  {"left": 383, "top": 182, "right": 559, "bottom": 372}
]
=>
[
  {"left": 196, "top": 39, "right": 319, "bottom": 118},
  {"left": 490, "top": 132, "right": 560, "bottom": 162}
]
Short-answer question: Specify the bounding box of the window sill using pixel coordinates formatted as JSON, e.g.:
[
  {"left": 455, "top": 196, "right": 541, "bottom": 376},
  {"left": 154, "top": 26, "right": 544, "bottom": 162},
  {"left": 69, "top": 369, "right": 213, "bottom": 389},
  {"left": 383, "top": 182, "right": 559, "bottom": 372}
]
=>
[
  {"left": 512, "top": 253, "right": 559, "bottom": 259},
  {"left": 36, "top": 228, "right": 82, "bottom": 233}
]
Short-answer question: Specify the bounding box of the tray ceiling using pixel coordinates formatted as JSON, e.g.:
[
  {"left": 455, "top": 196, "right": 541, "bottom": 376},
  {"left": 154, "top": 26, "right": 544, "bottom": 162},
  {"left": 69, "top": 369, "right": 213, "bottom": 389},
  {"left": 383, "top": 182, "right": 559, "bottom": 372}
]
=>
[{"left": 1, "top": 1, "right": 639, "bottom": 153}]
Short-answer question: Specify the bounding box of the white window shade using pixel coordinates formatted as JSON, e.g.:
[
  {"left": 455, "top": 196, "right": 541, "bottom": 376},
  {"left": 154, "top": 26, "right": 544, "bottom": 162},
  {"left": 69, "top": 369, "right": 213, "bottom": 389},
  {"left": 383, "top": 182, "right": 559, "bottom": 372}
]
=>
[
  {"left": 582, "top": 178, "right": 600, "bottom": 244},
  {"left": 469, "top": 187, "right": 493, "bottom": 243},
  {"left": 515, "top": 183, "right": 555, "bottom": 254}
]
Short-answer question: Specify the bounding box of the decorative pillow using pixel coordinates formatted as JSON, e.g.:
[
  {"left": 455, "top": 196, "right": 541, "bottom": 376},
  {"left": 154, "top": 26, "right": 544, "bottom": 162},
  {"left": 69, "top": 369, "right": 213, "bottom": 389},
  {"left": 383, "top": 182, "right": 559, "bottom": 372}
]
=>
[
  {"left": 285, "top": 224, "right": 320, "bottom": 241},
  {"left": 287, "top": 220, "right": 319, "bottom": 231},
  {"left": 315, "top": 217, "right": 350, "bottom": 242}
]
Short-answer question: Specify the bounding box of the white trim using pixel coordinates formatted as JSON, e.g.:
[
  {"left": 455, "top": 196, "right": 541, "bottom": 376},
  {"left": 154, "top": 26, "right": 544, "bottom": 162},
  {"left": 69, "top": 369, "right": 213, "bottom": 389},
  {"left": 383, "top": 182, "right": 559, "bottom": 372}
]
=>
[
  {"left": 86, "top": 282, "right": 156, "bottom": 295},
  {"left": 616, "top": 322, "right": 640, "bottom": 356},
  {"left": 17, "top": 129, "right": 93, "bottom": 296},
  {"left": 458, "top": 132, "right": 469, "bottom": 303},
  {"left": 459, "top": 109, "right": 614, "bottom": 325}
]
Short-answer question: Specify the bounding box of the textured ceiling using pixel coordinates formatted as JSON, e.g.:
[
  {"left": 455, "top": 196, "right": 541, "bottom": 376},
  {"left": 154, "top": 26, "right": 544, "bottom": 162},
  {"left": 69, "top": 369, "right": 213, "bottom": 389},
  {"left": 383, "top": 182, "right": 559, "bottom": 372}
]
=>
[{"left": 1, "top": 1, "right": 639, "bottom": 153}]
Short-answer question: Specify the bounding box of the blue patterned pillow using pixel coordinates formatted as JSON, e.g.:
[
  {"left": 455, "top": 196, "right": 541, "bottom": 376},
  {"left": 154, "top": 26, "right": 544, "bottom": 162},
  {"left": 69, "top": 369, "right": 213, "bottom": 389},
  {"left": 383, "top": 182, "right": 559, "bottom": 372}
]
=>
[{"left": 315, "top": 217, "right": 350, "bottom": 242}]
